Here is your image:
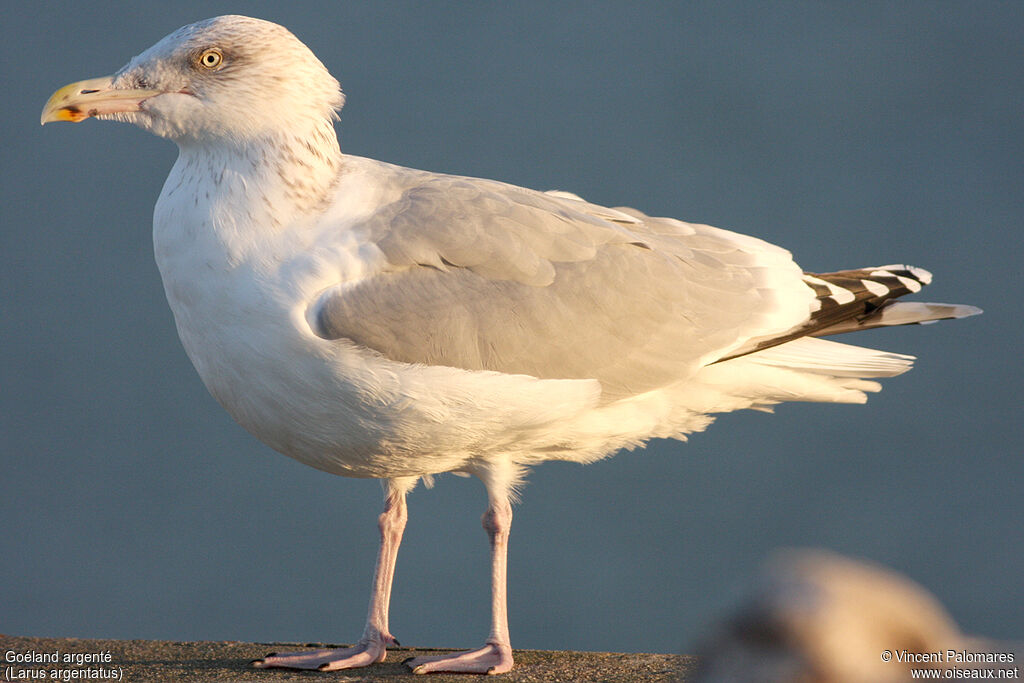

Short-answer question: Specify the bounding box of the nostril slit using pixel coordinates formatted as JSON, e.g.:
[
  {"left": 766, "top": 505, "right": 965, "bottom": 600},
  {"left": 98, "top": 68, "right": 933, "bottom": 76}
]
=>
[{"left": 80, "top": 89, "right": 100, "bottom": 94}]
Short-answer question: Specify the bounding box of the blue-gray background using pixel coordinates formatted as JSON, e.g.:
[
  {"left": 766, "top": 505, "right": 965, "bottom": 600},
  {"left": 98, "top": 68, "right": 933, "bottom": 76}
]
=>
[{"left": 3, "top": 2, "right": 1021, "bottom": 654}]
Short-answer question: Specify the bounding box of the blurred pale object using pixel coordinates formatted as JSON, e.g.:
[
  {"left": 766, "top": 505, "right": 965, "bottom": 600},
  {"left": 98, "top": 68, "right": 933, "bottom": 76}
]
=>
[{"left": 692, "top": 550, "right": 1020, "bottom": 683}]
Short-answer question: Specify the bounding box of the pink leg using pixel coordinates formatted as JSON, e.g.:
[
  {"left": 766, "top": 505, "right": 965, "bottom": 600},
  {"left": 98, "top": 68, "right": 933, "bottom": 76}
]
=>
[
  {"left": 252, "top": 477, "right": 414, "bottom": 671},
  {"left": 405, "top": 479, "right": 515, "bottom": 675}
]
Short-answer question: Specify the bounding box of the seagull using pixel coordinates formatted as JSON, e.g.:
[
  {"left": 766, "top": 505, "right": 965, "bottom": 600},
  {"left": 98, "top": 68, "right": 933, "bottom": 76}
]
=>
[
  {"left": 41, "top": 15, "right": 979, "bottom": 675},
  {"left": 691, "top": 550, "right": 960, "bottom": 683},
  {"left": 692, "top": 550, "right": 1021, "bottom": 683}
]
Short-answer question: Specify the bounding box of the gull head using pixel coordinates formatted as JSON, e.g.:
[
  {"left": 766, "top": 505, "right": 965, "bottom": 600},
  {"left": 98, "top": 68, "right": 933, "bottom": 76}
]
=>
[{"left": 41, "top": 15, "right": 344, "bottom": 146}]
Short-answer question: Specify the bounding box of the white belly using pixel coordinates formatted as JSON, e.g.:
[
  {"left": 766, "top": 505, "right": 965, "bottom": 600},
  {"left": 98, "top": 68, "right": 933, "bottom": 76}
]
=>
[{"left": 161, "top": 281, "right": 604, "bottom": 477}]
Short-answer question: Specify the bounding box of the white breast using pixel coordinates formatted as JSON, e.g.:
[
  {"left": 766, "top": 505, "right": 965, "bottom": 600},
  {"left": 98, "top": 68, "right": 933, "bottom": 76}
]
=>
[{"left": 151, "top": 150, "right": 603, "bottom": 478}]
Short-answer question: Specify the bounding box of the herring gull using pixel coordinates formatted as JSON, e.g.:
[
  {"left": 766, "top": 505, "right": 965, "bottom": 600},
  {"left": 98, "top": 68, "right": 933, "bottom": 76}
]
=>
[{"left": 41, "top": 15, "right": 980, "bottom": 675}]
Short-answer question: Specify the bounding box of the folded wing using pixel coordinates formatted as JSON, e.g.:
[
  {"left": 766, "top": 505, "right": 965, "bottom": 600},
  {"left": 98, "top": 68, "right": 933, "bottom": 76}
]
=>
[
  {"left": 309, "top": 166, "right": 974, "bottom": 401},
  {"left": 310, "top": 167, "right": 976, "bottom": 400}
]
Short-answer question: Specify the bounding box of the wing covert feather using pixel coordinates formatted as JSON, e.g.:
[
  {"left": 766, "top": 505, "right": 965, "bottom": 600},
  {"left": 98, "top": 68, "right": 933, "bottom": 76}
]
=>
[{"left": 314, "top": 168, "right": 814, "bottom": 398}]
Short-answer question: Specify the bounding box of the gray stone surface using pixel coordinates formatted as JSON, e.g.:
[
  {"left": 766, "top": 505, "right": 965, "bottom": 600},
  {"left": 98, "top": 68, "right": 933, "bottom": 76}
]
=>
[{"left": 0, "top": 635, "right": 694, "bottom": 682}]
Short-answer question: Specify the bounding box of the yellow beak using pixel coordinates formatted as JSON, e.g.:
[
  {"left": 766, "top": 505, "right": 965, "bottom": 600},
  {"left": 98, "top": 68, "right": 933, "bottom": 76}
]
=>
[{"left": 41, "top": 76, "right": 165, "bottom": 124}]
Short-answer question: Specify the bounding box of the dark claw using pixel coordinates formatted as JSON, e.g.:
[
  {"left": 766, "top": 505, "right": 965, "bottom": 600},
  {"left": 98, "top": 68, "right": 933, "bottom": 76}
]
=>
[
  {"left": 402, "top": 656, "right": 416, "bottom": 666},
  {"left": 487, "top": 666, "right": 495, "bottom": 674},
  {"left": 392, "top": 638, "right": 401, "bottom": 647},
  {"left": 264, "top": 652, "right": 277, "bottom": 658},
  {"left": 317, "top": 662, "right": 331, "bottom": 671}
]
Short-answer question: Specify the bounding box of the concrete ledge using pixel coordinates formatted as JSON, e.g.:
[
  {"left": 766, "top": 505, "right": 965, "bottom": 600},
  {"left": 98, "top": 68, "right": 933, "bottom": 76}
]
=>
[{"left": 1, "top": 635, "right": 694, "bottom": 682}]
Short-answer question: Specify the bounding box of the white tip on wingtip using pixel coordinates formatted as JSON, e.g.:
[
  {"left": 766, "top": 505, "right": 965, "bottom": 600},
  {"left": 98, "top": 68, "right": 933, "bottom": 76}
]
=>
[
  {"left": 876, "top": 264, "right": 932, "bottom": 285},
  {"left": 907, "top": 265, "right": 933, "bottom": 285}
]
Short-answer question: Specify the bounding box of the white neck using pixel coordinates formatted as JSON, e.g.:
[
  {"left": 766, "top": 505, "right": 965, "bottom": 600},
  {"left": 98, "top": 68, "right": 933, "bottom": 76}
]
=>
[{"left": 174, "top": 118, "right": 343, "bottom": 230}]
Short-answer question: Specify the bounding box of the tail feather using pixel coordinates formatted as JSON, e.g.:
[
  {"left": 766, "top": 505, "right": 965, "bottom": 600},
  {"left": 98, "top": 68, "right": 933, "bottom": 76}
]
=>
[
  {"left": 749, "top": 337, "right": 915, "bottom": 378},
  {"left": 814, "top": 300, "right": 982, "bottom": 337},
  {"left": 715, "top": 264, "right": 980, "bottom": 363}
]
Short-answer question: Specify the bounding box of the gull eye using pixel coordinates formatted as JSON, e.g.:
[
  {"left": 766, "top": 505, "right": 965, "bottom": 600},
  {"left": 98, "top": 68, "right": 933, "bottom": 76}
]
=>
[{"left": 197, "top": 49, "right": 223, "bottom": 69}]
